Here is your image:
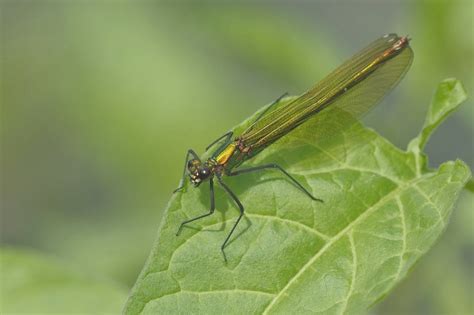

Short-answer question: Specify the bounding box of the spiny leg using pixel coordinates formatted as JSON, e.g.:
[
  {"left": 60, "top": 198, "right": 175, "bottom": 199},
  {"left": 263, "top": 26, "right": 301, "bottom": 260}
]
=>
[
  {"left": 176, "top": 177, "right": 215, "bottom": 236},
  {"left": 205, "top": 131, "right": 233, "bottom": 152},
  {"left": 229, "top": 163, "right": 323, "bottom": 202},
  {"left": 173, "top": 149, "right": 200, "bottom": 193},
  {"left": 251, "top": 92, "right": 289, "bottom": 125},
  {"left": 216, "top": 174, "right": 244, "bottom": 262},
  {"left": 203, "top": 92, "right": 288, "bottom": 155}
]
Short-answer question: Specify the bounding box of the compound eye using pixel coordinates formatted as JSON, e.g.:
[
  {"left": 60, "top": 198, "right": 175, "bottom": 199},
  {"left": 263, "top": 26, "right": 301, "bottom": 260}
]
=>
[
  {"left": 199, "top": 169, "right": 209, "bottom": 177},
  {"left": 188, "top": 159, "right": 201, "bottom": 172}
]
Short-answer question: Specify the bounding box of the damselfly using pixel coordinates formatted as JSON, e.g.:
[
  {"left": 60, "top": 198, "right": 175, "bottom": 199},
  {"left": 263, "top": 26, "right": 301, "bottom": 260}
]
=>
[{"left": 174, "top": 34, "right": 413, "bottom": 260}]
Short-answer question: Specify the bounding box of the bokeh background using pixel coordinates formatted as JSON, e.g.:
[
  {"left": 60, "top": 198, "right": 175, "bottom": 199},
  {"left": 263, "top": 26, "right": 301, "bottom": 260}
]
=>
[{"left": 2, "top": 1, "right": 473, "bottom": 314}]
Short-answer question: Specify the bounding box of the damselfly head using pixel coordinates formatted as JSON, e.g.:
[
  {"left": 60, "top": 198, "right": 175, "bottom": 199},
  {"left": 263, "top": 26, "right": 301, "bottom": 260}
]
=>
[{"left": 187, "top": 159, "right": 211, "bottom": 186}]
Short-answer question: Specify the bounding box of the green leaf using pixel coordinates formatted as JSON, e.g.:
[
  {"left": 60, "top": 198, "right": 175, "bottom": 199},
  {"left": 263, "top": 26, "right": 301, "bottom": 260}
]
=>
[
  {"left": 407, "top": 78, "right": 468, "bottom": 174},
  {"left": 1, "top": 248, "right": 127, "bottom": 314},
  {"left": 124, "top": 79, "right": 470, "bottom": 315}
]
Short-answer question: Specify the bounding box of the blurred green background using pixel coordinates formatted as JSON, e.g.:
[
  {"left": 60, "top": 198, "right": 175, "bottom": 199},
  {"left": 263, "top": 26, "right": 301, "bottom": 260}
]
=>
[{"left": 1, "top": 1, "right": 472, "bottom": 314}]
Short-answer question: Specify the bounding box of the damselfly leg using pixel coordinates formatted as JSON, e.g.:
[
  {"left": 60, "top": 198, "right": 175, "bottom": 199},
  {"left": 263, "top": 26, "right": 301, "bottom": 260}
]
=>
[
  {"left": 230, "top": 163, "right": 322, "bottom": 202},
  {"left": 173, "top": 149, "right": 200, "bottom": 193},
  {"left": 176, "top": 177, "right": 215, "bottom": 236},
  {"left": 250, "top": 92, "right": 289, "bottom": 125},
  {"left": 204, "top": 92, "right": 288, "bottom": 154},
  {"left": 216, "top": 174, "right": 244, "bottom": 262},
  {"left": 205, "top": 131, "right": 233, "bottom": 152}
]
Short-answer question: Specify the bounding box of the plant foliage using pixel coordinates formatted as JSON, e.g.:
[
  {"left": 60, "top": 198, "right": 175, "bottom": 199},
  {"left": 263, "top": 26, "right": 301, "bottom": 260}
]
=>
[{"left": 124, "top": 79, "right": 470, "bottom": 315}]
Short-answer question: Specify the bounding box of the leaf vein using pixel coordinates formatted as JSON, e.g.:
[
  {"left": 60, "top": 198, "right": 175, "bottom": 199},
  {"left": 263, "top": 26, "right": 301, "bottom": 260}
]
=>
[
  {"left": 248, "top": 214, "right": 331, "bottom": 241},
  {"left": 339, "top": 232, "right": 357, "bottom": 315},
  {"left": 413, "top": 184, "right": 446, "bottom": 228},
  {"left": 394, "top": 196, "right": 407, "bottom": 282},
  {"left": 262, "top": 176, "right": 423, "bottom": 314},
  {"left": 297, "top": 166, "right": 402, "bottom": 186}
]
